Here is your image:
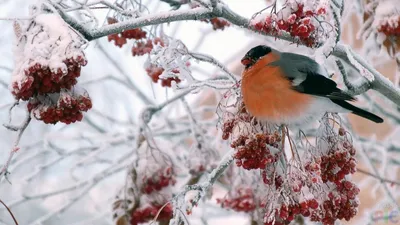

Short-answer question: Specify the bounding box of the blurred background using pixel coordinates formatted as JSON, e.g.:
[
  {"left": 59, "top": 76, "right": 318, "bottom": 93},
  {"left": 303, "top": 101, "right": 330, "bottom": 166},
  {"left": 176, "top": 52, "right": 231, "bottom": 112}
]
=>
[{"left": 0, "top": 0, "right": 399, "bottom": 224}]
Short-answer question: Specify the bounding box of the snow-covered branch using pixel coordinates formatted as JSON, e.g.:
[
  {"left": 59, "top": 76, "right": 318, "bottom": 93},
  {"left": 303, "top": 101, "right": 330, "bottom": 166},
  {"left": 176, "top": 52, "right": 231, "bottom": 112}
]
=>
[
  {"left": 0, "top": 113, "right": 31, "bottom": 183},
  {"left": 52, "top": 0, "right": 400, "bottom": 107}
]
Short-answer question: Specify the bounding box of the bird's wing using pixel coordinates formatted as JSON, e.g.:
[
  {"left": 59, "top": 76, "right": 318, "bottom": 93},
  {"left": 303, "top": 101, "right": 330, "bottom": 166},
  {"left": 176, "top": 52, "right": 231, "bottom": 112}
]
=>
[
  {"left": 291, "top": 71, "right": 356, "bottom": 101},
  {"left": 270, "top": 52, "right": 356, "bottom": 101}
]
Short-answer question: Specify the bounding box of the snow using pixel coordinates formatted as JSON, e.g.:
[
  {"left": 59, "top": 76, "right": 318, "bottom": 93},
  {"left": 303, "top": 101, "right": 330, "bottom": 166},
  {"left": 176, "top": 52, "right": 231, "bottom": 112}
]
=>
[
  {"left": 374, "top": 0, "right": 400, "bottom": 17},
  {"left": 11, "top": 13, "right": 86, "bottom": 88},
  {"left": 372, "top": 0, "right": 400, "bottom": 30}
]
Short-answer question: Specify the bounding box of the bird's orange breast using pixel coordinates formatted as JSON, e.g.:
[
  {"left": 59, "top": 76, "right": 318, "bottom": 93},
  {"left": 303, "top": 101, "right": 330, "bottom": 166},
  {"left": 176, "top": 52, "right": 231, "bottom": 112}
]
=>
[{"left": 241, "top": 55, "right": 313, "bottom": 122}]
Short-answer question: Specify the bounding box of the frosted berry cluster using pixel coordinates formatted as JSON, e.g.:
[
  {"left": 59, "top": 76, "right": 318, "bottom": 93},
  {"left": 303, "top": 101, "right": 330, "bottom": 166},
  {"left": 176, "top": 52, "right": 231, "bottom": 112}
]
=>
[
  {"left": 265, "top": 179, "right": 360, "bottom": 225},
  {"left": 145, "top": 64, "right": 182, "bottom": 87},
  {"left": 107, "top": 17, "right": 167, "bottom": 57},
  {"left": 130, "top": 203, "right": 173, "bottom": 225},
  {"left": 266, "top": 199, "right": 320, "bottom": 224},
  {"left": 201, "top": 18, "right": 231, "bottom": 30},
  {"left": 27, "top": 90, "right": 92, "bottom": 124},
  {"left": 263, "top": 126, "right": 360, "bottom": 225},
  {"left": 141, "top": 167, "right": 176, "bottom": 194},
  {"left": 376, "top": 16, "right": 400, "bottom": 36},
  {"left": 132, "top": 38, "right": 165, "bottom": 56},
  {"left": 11, "top": 14, "right": 91, "bottom": 125},
  {"left": 320, "top": 144, "right": 357, "bottom": 183},
  {"left": 219, "top": 94, "right": 360, "bottom": 225},
  {"left": 107, "top": 17, "right": 147, "bottom": 48},
  {"left": 12, "top": 57, "right": 87, "bottom": 100},
  {"left": 231, "top": 133, "right": 278, "bottom": 170},
  {"left": 216, "top": 187, "right": 259, "bottom": 212},
  {"left": 222, "top": 102, "right": 280, "bottom": 170},
  {"left": 252, "top": 3, "right": 327, "bottom": 47}
]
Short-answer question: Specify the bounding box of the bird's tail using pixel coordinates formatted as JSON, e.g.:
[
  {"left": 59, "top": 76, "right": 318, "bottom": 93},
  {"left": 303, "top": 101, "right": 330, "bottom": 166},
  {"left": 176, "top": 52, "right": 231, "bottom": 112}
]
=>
[{"left": 331, "top": 99, "right": 384, "bottom": 123}]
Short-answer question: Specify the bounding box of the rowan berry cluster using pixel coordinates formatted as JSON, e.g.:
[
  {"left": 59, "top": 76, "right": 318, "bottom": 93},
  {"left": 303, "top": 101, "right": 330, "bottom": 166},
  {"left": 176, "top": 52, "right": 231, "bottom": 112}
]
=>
[
  {"left": 132, "top": 38, "right": 165, "bottom": 56},
  {"left": 11, "top": 14, "right": 92, "bottom": 125},
  {"left": 309, "top": 181, "right": 360, "bottom": 224},
  {"left": 268, "top": 199, "right": 320, "bottom": 224},
  {"left": 12, "top": 57, "right": 87, "bottom": 100},
  {"left": 262, "top": 171, "right": 283, "bottom": 188},
  {"left": 376, "top": 16, "right": 400, "bottom": 36},
  {"left": 216, "top": 187, "right": 258, "bottom": 212},
  {"left": 220, "top": 95, "right": 360, "bottom": 225},
  {"left": 252, "top": 3, "right": 327, "bottom": 47},
  {"left": 145, "top": 64, "right": 182, "bottom": 87},
  {"left": 130, "top": 203, "right": 173, "bottom": 225},
  {"left": 107, "top": 17, "right": 147, "bottom": 48},
  {"left": 232, "top": 134, "right": 278, "bottom": 170},
  {"left": 222, "top": 102, "right": 281, "bottom": 171},
  {"left": 266, "top": 179, "right": 359, "bottom": 225},
  {"left": 320, "top": 146, "right": 357, "bottom": 183},
  {"left": 27, "top": 91, "right": 92, "bottom": 124},
  {"left": 141, "top": 167, "right": 176, "bottom": 194},
  {"left": 201, "top": 18, "right": 231, "bottom": 30}
]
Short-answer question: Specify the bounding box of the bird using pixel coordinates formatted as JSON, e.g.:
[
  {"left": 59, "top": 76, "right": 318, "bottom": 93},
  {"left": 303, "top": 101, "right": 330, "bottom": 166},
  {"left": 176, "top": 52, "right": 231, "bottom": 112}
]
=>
[{"left": 240, "top": 45, "right": 384, "bottom": 126}]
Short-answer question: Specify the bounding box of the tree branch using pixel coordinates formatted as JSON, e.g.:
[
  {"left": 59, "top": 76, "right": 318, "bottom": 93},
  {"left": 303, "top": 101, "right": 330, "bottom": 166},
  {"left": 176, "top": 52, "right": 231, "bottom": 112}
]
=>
[
  {"left": 0, "top": 113, "right": 31, "bottom": 183},
  {"left": 52, "top": 1, "right": 400, "bottom": 107},
  {"left": 0, "top": 199, "right": 18, "bottom": 225},
  {"left": 357, "top": 168, "right": 400, "bottom": 186}
]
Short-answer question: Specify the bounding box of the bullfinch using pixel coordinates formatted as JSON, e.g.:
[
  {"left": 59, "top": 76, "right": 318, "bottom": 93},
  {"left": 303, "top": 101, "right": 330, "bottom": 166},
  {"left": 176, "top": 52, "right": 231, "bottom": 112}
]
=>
[{"left": 240, "top": 45, "right": 384, "bottom": 126}]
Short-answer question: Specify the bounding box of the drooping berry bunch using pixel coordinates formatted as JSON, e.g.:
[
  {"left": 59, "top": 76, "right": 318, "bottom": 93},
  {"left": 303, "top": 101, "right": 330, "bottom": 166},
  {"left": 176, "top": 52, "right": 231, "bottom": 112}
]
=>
[
  {"left": 217, "top": 187, "right": 259, "bottom": 213},
  {"left": 132, "top": 38, "right": 165, "bottom": 56},
  {"left": 141, "top": 167, "right": 176, "bottom": 194},
  {"left": 107, "top": 17, "right": 147, "bottom": 48},
  {"left": 11, "top": 14, "right": 92, "bottom": 125},
  {"left": 221, "top": 102, "right": 281, "bottom": 170},
  {"left": 219, "top": 92, "right": 360, "bottom": 225},
  {"left": 320, "top": 143, "right": 357, "bottom": 183},
  {"left": 27, "top": 89, "right": 92, "bottom": 124},
  {"left": 310, "top": 181, "right": 360, "bottom": 224},
  {"left": 12, "top": 57, "right": 87, "bottom": 101},
  {"left": 266, "top": 124, "right": 360, "bottom": 225},
  {"left": 145, "top": 64, "right": 182, "bottom": 87},
  {"left": 264, "top": 178, "right": 360, "bottom": 225},
  {"left": 130, "top": 203, "right": 173, "bottom": 225},
  {"left": 265, "top": 199, "right": 320, "bottom": 224},
  {"left": 304, "top": 127, "right": 357, "bottom": 184},
  {"left": 106, "top": 17, "right": 167, "bottom": 57},
  {"left": 231, "top": 133, "right": 279, "bottom": 170},
  {"left": 252, "top": 2, "right": 328, "bottom": 47},
  {"left": 201, "top": 17, "right": 231, "bottom": 30},
  {"left": 112, "top": 156, "right": 177, "bottom": 225},
  {"left": 376, "top": 16, "right": 400, "bottom": 36}
]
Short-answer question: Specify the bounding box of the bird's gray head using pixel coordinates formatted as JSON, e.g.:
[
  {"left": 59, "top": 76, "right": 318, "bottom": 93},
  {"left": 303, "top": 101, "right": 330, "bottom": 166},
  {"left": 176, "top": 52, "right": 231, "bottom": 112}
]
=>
[{"left": 241, "top": 45, "right": 272, "bottom": 69}]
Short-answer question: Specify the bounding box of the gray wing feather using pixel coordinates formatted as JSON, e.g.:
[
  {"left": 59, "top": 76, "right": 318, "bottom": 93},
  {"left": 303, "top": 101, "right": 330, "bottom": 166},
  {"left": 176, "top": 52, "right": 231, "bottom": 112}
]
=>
[{"left": 268, "top": 52, "right": 355, "bottom": 101}]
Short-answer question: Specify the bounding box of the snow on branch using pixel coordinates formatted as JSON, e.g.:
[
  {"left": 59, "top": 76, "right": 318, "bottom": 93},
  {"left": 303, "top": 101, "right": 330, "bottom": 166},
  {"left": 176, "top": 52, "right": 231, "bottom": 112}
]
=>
[{"left": 50, "top": 0, "right": 400, "bottom": 106}]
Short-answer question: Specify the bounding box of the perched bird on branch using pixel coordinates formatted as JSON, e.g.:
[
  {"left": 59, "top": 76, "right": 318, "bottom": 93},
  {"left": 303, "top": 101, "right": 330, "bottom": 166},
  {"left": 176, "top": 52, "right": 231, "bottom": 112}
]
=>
[{"left": 240, "top": 45, "right": 383, "bottom": 126}]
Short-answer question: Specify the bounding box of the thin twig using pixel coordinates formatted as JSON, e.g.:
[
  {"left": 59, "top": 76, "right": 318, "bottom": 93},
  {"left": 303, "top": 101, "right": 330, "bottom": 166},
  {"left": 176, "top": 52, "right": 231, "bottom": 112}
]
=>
[
  {"left": 0, "top": 113, "right": 31, "bottom": 183},
  {"left": 357, "top": 168, "right": 400, "bottom": 186},
  {"left": 0, "top": 199, "right": 18, "bottom": 225}
]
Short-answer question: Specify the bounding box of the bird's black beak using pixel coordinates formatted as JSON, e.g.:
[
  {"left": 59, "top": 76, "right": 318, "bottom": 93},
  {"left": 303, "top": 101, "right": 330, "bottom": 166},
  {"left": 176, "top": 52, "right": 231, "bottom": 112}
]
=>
[{"left": 241, "top": 56, "right": 253, "bottom": 68}]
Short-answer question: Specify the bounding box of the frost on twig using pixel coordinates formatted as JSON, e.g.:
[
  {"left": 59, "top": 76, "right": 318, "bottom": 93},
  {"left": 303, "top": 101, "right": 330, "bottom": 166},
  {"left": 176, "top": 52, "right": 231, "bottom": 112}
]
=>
[
  {"left": 344, "top": 45, "right": 375, "bottom": 82},
  {"left": 0, "top": 113, "right": 31, "bottom": 184},
  {"left": 150, "top": 39, "right": 192, "bottom": 89},
  {"left": 335, "top": 59, "right": 371, "bottom": 96}
]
